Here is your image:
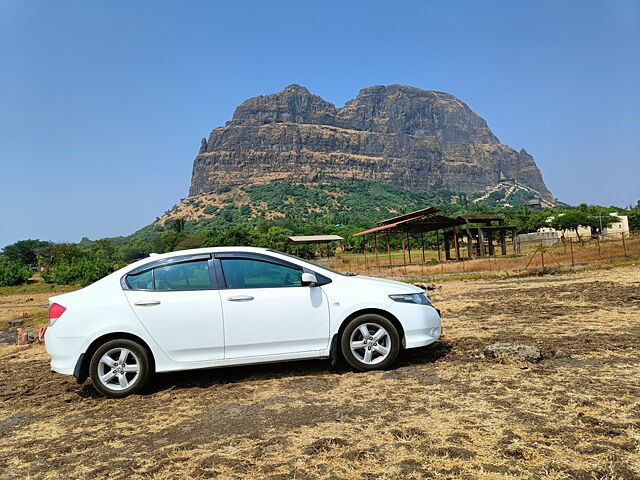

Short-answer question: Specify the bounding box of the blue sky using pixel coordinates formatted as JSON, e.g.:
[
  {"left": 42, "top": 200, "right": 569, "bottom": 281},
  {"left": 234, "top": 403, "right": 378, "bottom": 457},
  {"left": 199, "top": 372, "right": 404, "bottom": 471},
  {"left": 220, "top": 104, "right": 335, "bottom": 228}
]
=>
[{"left": 1, "top": 0, "right": 638, "bottom": 248}]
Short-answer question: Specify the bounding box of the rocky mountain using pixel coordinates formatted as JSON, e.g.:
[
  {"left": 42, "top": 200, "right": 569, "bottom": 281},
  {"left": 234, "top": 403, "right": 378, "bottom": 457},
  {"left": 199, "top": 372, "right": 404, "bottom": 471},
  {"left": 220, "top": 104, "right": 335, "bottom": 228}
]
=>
[{"left": 190, "top": 84, "right": 553, "bottom": 200}]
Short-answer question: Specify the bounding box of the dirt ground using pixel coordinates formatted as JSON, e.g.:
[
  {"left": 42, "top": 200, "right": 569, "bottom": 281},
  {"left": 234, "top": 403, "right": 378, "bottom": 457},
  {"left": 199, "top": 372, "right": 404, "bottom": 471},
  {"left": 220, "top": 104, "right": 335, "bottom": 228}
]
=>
[{"left": 0, "top": 265, "right": 639, "bottom": 479}]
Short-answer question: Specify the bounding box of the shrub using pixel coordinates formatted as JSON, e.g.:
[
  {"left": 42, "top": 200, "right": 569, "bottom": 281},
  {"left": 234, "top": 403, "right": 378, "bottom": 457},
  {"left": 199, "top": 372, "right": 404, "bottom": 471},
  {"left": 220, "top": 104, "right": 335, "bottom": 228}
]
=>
[
  {"left": 48, "top": 258, "right": 118, "bottom": 286},
  {"left": 0, "top": 261, "right": 33, "bottom": 287}
]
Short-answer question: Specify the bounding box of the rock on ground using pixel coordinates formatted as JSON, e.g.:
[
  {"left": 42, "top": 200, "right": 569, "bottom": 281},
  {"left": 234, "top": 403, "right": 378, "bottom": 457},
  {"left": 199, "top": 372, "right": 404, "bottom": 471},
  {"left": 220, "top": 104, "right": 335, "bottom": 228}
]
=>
[{"left": 484, "top": 343, "right": 542, "bottom": 362}]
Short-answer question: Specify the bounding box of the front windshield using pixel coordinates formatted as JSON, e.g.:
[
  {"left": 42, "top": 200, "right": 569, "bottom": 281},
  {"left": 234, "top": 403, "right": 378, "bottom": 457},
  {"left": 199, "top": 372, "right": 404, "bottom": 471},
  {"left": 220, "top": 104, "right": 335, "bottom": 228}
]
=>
[{"left": 266, "top": 249, "right": 346, "bottom": 276}]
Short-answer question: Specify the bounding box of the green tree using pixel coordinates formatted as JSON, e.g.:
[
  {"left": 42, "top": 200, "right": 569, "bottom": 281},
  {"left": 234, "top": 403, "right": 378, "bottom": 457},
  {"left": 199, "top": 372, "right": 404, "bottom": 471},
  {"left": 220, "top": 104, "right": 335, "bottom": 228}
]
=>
[
  {"left": 47, "top": 258, "right": 118, "bottom": 286},
  {"left": 549, "top": 211, "right": 597, "bottom": 241},
  {"left": 119, "top": 238, "right": 152, "bottom": 261},
  {"left": 1, "top": 239, "right": 52, "bottom": 267},
  {"left": 0, "top": 261, "right": 33, "bottom": 287}
]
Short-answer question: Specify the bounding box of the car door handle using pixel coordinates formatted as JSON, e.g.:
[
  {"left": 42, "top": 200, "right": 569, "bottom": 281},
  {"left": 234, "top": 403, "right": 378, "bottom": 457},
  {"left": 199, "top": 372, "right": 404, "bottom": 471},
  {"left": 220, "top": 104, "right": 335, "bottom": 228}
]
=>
[
  {"left": 227, "top": 295, "right": 254, "bottom": 302},
  {"left": 134, "top": 300, "right": 161, "bottom": 306}
]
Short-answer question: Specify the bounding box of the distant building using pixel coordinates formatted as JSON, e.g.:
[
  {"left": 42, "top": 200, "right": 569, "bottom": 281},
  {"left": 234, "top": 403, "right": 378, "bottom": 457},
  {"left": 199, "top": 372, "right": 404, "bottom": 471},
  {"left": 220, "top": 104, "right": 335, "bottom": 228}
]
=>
[
  {"left": 525, "top": 198, "right": 542, "bottom": 210},
  {"left": 538, "top": 212, "right": 629, "bottom": 239},
  {"left": 603, "top": 212, "right": 629, "bottom": 235}
]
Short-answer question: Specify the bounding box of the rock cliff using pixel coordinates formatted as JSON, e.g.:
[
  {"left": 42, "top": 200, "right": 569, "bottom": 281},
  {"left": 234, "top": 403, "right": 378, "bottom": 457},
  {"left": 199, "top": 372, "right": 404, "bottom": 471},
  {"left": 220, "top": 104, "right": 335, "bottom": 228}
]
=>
[{"left": 190, "top": 84, "right": 552, "bottom": 200}]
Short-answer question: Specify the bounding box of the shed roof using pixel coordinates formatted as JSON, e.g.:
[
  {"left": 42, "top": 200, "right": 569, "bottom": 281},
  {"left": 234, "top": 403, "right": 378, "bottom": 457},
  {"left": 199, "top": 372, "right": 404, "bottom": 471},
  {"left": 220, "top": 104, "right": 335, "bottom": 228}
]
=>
[
  {"left": 285, "top": 235, "right": 344, "bottom": 245},
  {"left": 353, "top": 209, "right": 464, "bottom": 237},
  {"left": 375, "top": 207, "right": 440, "bottom": 225}
]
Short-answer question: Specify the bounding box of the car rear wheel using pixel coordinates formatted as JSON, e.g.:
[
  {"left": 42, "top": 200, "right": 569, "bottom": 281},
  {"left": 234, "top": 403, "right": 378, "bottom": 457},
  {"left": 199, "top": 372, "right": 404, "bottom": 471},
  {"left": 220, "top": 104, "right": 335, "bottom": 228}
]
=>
[
  {"left": 341, "top": 314, "right": 400, "bottom": 371},
  {"left": 89, "top": 339, "right": 151, "bottom": 398}
]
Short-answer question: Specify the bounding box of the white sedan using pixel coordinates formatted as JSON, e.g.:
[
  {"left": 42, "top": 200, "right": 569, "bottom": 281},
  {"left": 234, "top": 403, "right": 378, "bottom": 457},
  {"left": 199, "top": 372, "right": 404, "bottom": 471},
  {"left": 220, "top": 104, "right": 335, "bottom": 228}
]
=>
[{"left": 45, "top": 247, "right": 441, "bottom": 397}]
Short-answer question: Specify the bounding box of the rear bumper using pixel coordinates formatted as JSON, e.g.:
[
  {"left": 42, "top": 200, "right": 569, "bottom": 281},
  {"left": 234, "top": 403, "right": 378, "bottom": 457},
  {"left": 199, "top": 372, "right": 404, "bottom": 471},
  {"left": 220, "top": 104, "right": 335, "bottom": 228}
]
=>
[
  {"left": 44, "top": 327, "right": 84, "bottom": 376},
  {"left": 390, "top": 303, "right": 442, "bottom": 349}
]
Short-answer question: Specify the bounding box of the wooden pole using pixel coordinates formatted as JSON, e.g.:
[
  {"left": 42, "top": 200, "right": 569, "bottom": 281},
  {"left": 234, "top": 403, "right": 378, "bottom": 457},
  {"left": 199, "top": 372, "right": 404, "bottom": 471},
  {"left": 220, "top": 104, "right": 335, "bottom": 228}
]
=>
[
  {"left": 596, "top": 235, "right": 602, "bottom": 260},
  {"left": 569, "top": 237, "right": 575, "bottom": 266},
  {"left": 374, "top": 232, "right": 380, "bottom": 267},
  {"left": 500, "top": 229, "right": 507, "bottom": 256},
  {"left": 386, "top": 230, "right": 392, "bottom": 265},
  {"left": 401, "top": 231, "right": 407, "bottom": 265},
  {"left": 478, "top": 228, "right": 485, "bottom": 257},
  {"left": 436, "top": 229, "right": 442, "bottom": 263},
  {"left": 622, "top": 232, "right": 627, "bottom": 257},
  {"left": 453, "top": 228, "right": 460, "bottom": 260},
  {"left": 363, "top": 235, "right": 368, "bottom": 268},
  {"left": 540, "top": 240, "right": 545, "bottom": 268},
  {"left": 444, "top": 231, "right": 451, "bottom": 260},
  {"left": 406, "top": 231, "right": 412, "bottom": 264},
  {"left": 421, "top": 232, "right": 426, "bottom": 263}
]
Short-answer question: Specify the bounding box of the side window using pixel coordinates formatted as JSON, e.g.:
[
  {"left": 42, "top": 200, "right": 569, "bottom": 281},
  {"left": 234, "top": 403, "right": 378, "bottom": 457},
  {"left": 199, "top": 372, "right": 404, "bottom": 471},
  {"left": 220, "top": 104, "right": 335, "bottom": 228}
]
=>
[
  {"left": 221, "top": 259, "right": 302, "bottom": 289},
  {"left": 154, "top": 260, "right": 211, "bottom": 291},
  {"left": 126, "top": 269, "right": 153, "bottom": 290}
]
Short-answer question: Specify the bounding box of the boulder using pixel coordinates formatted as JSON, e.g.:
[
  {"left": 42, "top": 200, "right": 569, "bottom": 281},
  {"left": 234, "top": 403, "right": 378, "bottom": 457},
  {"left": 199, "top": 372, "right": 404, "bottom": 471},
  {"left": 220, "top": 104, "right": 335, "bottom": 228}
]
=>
[{"left": 484, "top": 343, "right": 542, "bottom": 362}]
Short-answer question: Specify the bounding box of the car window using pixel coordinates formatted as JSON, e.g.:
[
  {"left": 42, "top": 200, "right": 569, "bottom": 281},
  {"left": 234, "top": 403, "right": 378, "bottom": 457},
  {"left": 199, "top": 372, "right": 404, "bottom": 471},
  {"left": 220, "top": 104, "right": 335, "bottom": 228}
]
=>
[
  {"left": 126, "top": 269, "right": 153, "bottom": 290},
  {"left": 221, "top": 259, "right": 302, "bottom": 289},
  {"left": 154, "top": 260, "right": 211, "bottom": 291}
]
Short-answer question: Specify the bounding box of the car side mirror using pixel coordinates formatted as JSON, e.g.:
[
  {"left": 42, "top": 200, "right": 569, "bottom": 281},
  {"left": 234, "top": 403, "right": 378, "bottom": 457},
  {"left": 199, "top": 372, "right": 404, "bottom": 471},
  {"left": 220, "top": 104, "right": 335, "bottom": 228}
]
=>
[{"left": 301, "top": 272, "right": 318, "bottom": 287}]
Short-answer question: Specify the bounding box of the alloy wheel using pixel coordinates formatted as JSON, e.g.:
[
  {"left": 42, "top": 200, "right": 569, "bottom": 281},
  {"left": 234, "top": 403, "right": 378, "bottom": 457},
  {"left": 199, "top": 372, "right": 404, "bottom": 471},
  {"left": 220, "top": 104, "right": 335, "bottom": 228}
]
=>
[
  {"left": 96, "top": 347, "right": 140, "bottom": 391},
  {"left": 349, "top": 323, "right": 392, "bottom": 365}
]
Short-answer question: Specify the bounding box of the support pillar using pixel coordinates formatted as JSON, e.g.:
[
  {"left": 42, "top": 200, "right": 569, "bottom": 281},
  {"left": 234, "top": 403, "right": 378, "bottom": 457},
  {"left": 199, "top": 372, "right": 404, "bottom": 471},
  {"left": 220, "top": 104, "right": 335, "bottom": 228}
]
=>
[
  {"left": 444, "top": 231, "right": 451, "bottom": 261},
  {"left": 453, "top": 228, "right": 460, "bottom": 260},
  {"left": 373, "top": 232, "right": 379, "bottom": 266},
  {"left": 466, "top": 226, "right": 473, "bottom": 259},
  {"left": 478, "top": 228, "right": 485, "bottom": 257},
  {"left": 500, "top": 229, "right": 507, "bottom": 255}
]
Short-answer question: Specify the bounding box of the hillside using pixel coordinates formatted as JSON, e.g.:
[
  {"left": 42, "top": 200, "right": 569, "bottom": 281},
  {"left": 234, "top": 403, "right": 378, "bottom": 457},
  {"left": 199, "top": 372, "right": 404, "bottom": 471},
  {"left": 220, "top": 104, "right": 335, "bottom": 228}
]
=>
[
  {"left": 190, "top": 84, "right": 553, "bottom": 200},
  {"left": 151, "top": 181, "right": 539, "bottom": 236}
]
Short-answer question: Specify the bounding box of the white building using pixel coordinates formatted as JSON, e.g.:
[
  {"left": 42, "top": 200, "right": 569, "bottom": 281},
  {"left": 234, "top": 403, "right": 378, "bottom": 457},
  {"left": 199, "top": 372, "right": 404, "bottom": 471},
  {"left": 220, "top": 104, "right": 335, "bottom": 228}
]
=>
[{"left": 538, "top": 212, "right": 629, "bottom": 239}]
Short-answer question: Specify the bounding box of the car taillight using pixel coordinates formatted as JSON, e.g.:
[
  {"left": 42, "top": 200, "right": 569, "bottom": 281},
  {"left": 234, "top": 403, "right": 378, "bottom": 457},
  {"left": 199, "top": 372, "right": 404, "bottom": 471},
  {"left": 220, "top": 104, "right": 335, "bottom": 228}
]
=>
[{"left": 49, "top": 303, "right": 66, "bottom": 326}]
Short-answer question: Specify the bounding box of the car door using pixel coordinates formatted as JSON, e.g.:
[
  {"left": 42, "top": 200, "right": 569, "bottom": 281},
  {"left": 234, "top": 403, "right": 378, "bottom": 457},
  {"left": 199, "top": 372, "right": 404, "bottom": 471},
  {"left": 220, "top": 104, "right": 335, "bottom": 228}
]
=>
[
  {"left": 215, "top": 254, "right": 330, "bottom": 359},
  {"left": 123, "top": 255, "right": 224, "bottom": 363}
]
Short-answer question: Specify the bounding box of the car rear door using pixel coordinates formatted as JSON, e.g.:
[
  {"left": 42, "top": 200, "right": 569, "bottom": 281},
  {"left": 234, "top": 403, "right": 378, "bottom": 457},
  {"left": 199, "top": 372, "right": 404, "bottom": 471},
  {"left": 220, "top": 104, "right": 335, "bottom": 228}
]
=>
[
  {"left": 214, "top": 253, "right": 330, "bottom": 359},
  {"left": 122, "top": 254, "right": 224, "bottom": 363}
]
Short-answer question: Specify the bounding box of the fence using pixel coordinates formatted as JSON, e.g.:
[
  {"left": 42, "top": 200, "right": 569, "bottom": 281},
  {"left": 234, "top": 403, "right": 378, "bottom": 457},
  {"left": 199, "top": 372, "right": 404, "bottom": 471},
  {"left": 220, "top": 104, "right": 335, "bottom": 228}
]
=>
[{"left": 326, "top": 231, "right": 640, "bottom": 278}]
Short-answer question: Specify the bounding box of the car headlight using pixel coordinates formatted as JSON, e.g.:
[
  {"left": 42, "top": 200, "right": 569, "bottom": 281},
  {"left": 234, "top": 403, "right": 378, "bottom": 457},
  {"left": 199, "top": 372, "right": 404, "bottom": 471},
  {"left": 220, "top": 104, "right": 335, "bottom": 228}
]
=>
[{"left": 389, "top": 293, "right": 431, "bottom": 305}]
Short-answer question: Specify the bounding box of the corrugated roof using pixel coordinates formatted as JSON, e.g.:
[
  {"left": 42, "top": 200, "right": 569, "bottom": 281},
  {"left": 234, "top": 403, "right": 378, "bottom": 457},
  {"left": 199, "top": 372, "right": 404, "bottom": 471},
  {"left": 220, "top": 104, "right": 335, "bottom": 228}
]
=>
[
  {"left": 285, "top": 235, "right": 344, "bottom": 245},
  {"left": 353, "top": 214, "right": 464, "bottom": 237},
  {"left": 375, "top": 207, "right": 440, "bottom": 225}
]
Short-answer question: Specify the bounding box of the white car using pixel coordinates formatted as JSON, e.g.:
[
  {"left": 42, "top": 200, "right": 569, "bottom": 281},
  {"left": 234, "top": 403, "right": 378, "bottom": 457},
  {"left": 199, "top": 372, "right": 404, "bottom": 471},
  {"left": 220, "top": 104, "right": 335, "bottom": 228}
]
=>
[{"left": 45, "top": 247, "right": 441, "bottom": 397}]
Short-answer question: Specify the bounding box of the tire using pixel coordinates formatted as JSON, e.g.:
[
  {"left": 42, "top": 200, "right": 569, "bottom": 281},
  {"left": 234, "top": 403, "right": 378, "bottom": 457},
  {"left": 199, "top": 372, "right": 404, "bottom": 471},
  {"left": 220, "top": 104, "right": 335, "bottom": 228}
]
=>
[
  {"left": 89, "top": 339, "right": 151, "bottom": 398},
  {"left": 340, "top": 314, "right": 400, "bottom": 371}
]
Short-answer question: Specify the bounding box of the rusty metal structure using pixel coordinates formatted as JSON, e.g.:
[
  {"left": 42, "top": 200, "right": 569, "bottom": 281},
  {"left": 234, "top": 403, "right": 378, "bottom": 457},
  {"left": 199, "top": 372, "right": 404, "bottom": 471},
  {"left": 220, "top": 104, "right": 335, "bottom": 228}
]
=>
[
  {"left": 352, "top": 207, "right": 465, "bottom": 266},
  {"left": 353, "top": 209, "right": 519, "bottom": 266},
  {"left": 444, "top": 214, "right": 519, "bottom": 260}
]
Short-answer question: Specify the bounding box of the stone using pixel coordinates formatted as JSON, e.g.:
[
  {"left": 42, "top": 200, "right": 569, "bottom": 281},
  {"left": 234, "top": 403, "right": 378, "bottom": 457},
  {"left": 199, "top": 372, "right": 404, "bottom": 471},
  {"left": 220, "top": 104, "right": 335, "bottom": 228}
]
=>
[
  {"left": 553, "top": 348, "right": 572, "bottom": 359},
  {"left": 484, "top": 343, "right": 542, "bottom": 362},
  {"left": 189, "top": 84, "right": 552, "bottom": 200}
]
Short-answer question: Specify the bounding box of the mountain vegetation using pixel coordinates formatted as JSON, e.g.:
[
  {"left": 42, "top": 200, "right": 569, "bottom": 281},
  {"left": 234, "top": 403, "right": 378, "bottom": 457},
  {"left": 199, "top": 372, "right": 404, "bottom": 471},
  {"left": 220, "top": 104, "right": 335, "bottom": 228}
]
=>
[{"left": 2, "top": 181, "right": 636, "bottom": 287}]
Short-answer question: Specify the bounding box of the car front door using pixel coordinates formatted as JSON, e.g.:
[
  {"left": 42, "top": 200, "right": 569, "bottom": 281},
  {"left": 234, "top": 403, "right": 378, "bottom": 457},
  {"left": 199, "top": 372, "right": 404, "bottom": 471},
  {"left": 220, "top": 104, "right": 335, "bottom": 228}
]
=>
[
  {"left": 216, "top": 254, "right": 330, "bottom": 359},
  {"left": 123, "top": 255, "right": 224, "bottom": 363}
]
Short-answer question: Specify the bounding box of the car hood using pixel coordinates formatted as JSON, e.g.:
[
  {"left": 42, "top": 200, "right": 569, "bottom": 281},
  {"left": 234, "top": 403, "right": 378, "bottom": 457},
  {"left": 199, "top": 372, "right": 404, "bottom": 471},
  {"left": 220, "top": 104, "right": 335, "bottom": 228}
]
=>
[{"left": 342, "top": 275, "right": 424, "bottom": 294}]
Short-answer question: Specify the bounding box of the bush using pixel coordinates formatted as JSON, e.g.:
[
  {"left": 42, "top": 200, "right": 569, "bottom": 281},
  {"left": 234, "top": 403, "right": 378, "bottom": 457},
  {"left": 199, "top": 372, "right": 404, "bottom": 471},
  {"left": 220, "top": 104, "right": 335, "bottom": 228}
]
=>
[
  {"left": 0, "top": 261, "right": 33, "bottom": 287},
  {"left": 48, "top": 258, "right": 118, "bottom": 286}
]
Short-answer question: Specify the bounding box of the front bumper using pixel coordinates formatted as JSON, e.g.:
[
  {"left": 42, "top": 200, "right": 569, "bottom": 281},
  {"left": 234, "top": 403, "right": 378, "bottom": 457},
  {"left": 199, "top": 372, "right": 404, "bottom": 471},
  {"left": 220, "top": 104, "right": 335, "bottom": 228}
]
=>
[
  {"left": 44, "top": 327, "right": 84, "bottom": 376},
  {"left": 389, "top": 302, "right": 442, "bottom": 349}
]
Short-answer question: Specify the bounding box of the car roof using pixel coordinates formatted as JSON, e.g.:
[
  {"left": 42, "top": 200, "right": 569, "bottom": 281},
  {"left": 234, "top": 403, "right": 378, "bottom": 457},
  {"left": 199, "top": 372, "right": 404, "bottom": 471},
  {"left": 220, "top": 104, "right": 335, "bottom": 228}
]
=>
[{"left": 145, "top": 246, "right": 271, "bottom": 260}]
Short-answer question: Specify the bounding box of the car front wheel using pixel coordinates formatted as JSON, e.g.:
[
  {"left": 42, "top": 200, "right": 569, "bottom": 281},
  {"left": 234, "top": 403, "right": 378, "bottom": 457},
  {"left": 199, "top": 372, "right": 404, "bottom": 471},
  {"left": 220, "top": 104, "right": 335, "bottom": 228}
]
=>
[
  {"left": 340, "top": 314, "right": 400, "bottom": 371},
  {"left": 89, "top": 339, "right": 151, "bottom": 398}
]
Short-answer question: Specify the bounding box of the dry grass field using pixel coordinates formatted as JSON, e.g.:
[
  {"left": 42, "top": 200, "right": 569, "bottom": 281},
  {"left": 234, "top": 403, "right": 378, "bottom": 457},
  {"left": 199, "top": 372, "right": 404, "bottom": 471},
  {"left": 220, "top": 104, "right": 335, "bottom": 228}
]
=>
[{"left": 0, "top": 265, "right": 639, "bottom": 479}]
